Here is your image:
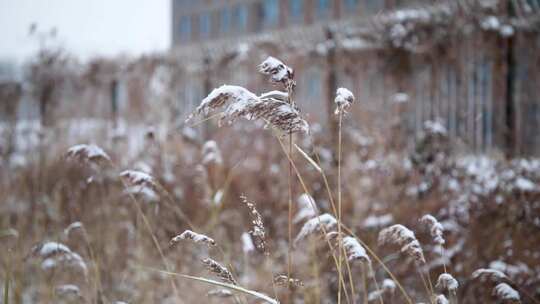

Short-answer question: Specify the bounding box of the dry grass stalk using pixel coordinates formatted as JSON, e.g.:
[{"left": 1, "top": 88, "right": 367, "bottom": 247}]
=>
[
  {"left": 170, "top": 230, "right": 216, "bottom": 247},
  {"left": 241, "top": 195, "right": 267, "bottom": 254},
  {"left": 201, "top": 258, "right": 238, "bottom": 285},
  {"left": 378, "top": 224, "right": 425, "bottom": 263}
]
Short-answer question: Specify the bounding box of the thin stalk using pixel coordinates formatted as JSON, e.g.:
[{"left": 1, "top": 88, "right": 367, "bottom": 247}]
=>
[
  {"left": 139, "top": 267, "right": 280, "bottom": 304},
  {"left": 337, "top": 111, "right": 344, "bottom": 304},
  {"left": 277, "top": 137, "right": 351, "bottom": 304}
]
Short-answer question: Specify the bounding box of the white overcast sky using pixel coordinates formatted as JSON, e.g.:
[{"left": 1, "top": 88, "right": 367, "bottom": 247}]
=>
[{"left": 0, "top": 0, "right": 170, "bottom": 63}]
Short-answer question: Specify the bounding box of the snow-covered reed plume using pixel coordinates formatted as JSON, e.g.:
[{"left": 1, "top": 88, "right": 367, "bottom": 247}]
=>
[
  {"left": 55, "top": 284, "right": 80, "bottom": 297},
  {"left": 258, "top": 56, "right": 295, "bottom": 88},
  {"left": 293, "top": 193, "right": 318, "bottom": 224},
  {"left": 31, "top": 241, "right": 88, "bottom": 275},
  {"left": 64, "top": 221, "right": 84, "bottom": 237},
  {"left": 367, "top": 278, "right": 396, "bottom": 302},
  {"left": 201, "top": 258, "right": 237, "bottom": 285},
  {"left": 472, "top": 268, "right": 508, "bottom": 282},
  {"left": 170, "top": 230, "right": 216, "bottom": 247},
  {"left": 294, "top": 213, "right": 337, "bottom": 246},
  {"left": 492, "top": 283, "right": 520, "bottom": 302},
  {"left": 120, "top": 170, "right": 157, "bottom": 187},
  {"left": 420, "top": 214, "right": 445, "bottom": 245},
  {"left": 435, "top": 273, "right": 458, "bottom": 292},
  {"left": 334, "top": 88, "right": 355, "bottom": 115},
  {"left": 435, "top": 294, "right": 449, "bottom": 304},
  {"left": 274, "top": 274, "right": 303, "bottom": 287},
  {"left": 202, "top": 140, "right": 223, "bottom": 165},
  {"left": 378, "top": 224, "right": 425, "bottom": 263},
  {"left": 242, "top": 195, "right": 267, "bottom": 253},
  {"left": 192, "top": 85, "right": 308, "bottom": 134},
  {"left": 66, "top": 144, "right": 110, "bottom": 162},
  {"left": 207, "top": 289, "right": 234, "bottom": 298},
  {"left": 342, "top": 236, "right": 371, "bottom": 264}
]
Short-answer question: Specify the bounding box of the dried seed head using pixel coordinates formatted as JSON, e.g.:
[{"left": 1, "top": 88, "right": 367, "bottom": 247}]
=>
[
  {"left": 191, "top": 85, "right": 308, "bottom": 134},
  {"left": 420, "top": 214, "right": 445, "bottom": 245},
  {"left": 334, "top": 88, "right": 355, "bottom": 115},
  {"left": 294, "top": 213, "right": 337, "bottom": 246},
  {"left": 207, "top": 289, "right": 234, "bottom": 298},
  {"left": 435, "top": 294, "right": 449, "bottom": 304},
  {"left": 258, "top": 56, "right": 295, "bottom": 88},
  {"left": 378, "top": 224, "right": 425, "bottom": 263},
  {"left": 472, "top": 268, "right": 508, "bottom": 282},
  {"left": 66, "top": 144, "right": 110, "bottom": 163},
  {"left": 31, "top": 242, "right": 71, "bottom": 258},
  {"left": 343, "top": 236, "right": 371, "bottom": 264},
  {"left": 201, "top": 258, "right": 237, "bottom": 285},
  {"left": 242, "top": 195, "right": 267, "bottom": 253},
  {"left": 274, "top": 274, "right": 304, "bottom": 287},
  {"left": 170, "top": 230, "right": 216, "bottom": 247},
  {"left": 436, "top": 273, "right": 459, "bottom": 292},
  {"left": 492, "top": 283, "right": 520, "bottom": 302}
]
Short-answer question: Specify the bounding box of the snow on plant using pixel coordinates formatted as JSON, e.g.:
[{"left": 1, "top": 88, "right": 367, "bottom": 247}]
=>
[
  {"left": 472, "top": 268, "right": 509, "bottom": 282},
  {"left": 435, "top": 294, "right": 449, "bottom": 304},
  {"left": 367, "top": 278, "right": 396, "bottom": 301},
  {"left": 64, "top": 221, "right": 84, "bottom": 237},
  {"left": 334, "top": 87, "right": 355, "bottom": 115},
  {"left": 189, "top": 56, "right": 308, "bottom": 135},
  {"left": 294, "top": 213, "right": 337, "bottom": 246},
  {"left": 293, "top": 193, "right": 318, "bottom": 224},
  {"left": 66, "top": 144, "right": 110, "bottom": 162},
  {"left": 31, "top": 241, "right": 88, "bottom": 276},
  {"left": 170, "top": 230, "right": 216, "bottom": 247},
  {"left": 55, "top": 284, "right": 81, "bottom": 297},
  {"left": 421, "top": 214, "right": 445, "bottom": 245},
  {"left": 435, "top": 272, "right": 459, "bottom": 292},
  {"left": 120, "top": 170, "right": 157, "bottom": 187},
  {"left": 258, "top": 56, "right": 295, "bottom": 88},
  {"left": 342, "top": 236, "right": 371, "bottom": 264},
  {"left": 492, "top": 283, "right": 520, "bottom": 302},
  {"left": 241, "top": 232, "right": 255, "bottom": 254},
  {"left": 202, "top": 140, "right": 223, "bottom": 165},
  {"left": 378, "top": 224, "right": 425, "bottom": 263},
  {"left": 207, "top": 289, "right": 234, "bottom": 298}
]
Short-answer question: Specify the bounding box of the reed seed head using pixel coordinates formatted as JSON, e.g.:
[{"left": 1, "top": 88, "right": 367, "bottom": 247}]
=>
[
  {"left": 201, "top": 258, "right": 237, "bottom": 285},
  {"left": 334, "top": 88, "right": 355, "bottom": 115},
  {"left": 378, "top": 224, "right": 425, "bottom": 263},
  {"left": 421, "top": 214, "right": 445, "bottom": 245},
  {"left": 170, "top": 230, "right": 216, "bottom": 247}
]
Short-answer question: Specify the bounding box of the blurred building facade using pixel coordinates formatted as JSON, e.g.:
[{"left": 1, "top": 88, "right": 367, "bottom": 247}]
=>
[{"left": 170, "top": 0, "right": 540, "bottom": 156}]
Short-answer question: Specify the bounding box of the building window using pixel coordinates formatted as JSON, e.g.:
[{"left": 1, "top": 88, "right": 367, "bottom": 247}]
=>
[
  {"left": 199, "top": 13, "right": 211, "bottom": 39},
  {"left": 263, "top": 0, "right": 279, "bottom": 28},
  {"left": 289, "top": 0, "right": 303, "bottom": 23},
  {"left": 233, "top": 5, "right": 248, "bottom": 31},
  {"left": 220, "top": 8, "right": 231, "bottom": 33},
  {"left": 343, "top": 0, "right": 358, "bottom": 10},
  {"left": 317, "top": 0, "right": 331, "bottom": 18},
  {"left": 179, "top": 16, "right": 191, "bottom": 42}
]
